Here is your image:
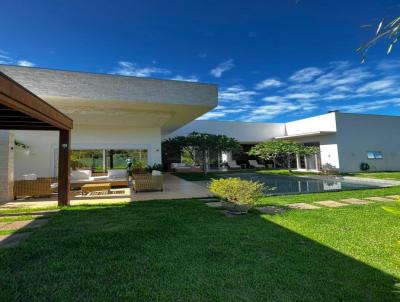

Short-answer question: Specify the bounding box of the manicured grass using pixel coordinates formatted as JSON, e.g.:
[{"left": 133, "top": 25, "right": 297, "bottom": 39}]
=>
[
  {"left": 258, "top": 185, "right": 400, "bottom": 206},
  {"left": 0, "top": 206, "right": 59, "bottom": 214},
  {"left": 0, "top": 199, "right": 399, "bottom": 301},
  {"left": 344, "top": 171, "right": 400, "bottom": 180},
  {"left": 0, "top": 215, "right": 48, "bottom": 223},
  {"left": 0, "top": 228, "right": 32, "bottom": 236}
]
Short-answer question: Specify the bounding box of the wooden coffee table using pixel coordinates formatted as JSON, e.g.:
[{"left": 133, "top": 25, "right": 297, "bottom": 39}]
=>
[{"left": 81, "top": 183, "right": 111, "bottom": 195}]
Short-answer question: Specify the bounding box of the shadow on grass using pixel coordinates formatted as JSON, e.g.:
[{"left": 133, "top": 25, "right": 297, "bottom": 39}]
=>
[{"left": 0, "top": 200, "right": 398, "bottom": 301}]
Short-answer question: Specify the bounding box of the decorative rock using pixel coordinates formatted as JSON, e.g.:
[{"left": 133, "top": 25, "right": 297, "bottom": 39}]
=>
[
  {"left": 286, "top": 203, "right": 320, "bottom": 210},
  {"left": 315, "top": 200, "right": 349, "bottom": 208},
  {"left": 340, "top": 198, "right": 372, "bottom": 205},
  {"left": 219, "top": 210, "right": 242, "bottom": 218}
]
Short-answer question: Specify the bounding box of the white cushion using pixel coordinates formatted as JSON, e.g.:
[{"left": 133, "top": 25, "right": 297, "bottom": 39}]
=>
[
  {"left": 152, "top": 170, "right": 162, "bottom": 176},
  {"left": 71, "top": 170, "right": 92, "bottom": 180},
  {"left": 22, "top": 173, "right": 37, "bottom": 180},
  {"left": 108, "top": 169, "right": 126, "bottom": 179}
]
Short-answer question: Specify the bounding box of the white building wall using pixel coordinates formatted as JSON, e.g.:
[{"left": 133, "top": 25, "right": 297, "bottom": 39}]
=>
[
  {"left": 165, "top": 120, "right": 286, "bottom": 143},
  {"left": 285, "top": 112, "right": 337, "bottom": 135},
  {"left": 0, "top": 131, "right": 14, "bottom": 202},
  {"left": 14, "top": 126, "right": 162, "bottom": 179},
  {"left": 287, "top": 134, "right": 340, "bottom": 171},
  {"left": 335, "top": 113, "right": 400, "bottom": 172}
]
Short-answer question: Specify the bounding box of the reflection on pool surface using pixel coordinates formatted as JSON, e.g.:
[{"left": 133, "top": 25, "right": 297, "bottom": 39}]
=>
[{"left": 223, "top": 173, "right": 380, "bottom": 195}]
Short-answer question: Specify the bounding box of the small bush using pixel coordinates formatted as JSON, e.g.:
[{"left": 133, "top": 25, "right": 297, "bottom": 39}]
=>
[{"left": 208, "top": 177, "right": 264, "bottom": 205}]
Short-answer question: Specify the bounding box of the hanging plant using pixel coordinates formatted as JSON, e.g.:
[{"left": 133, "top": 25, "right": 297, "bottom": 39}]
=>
[{"left": 14, "top": 140, "right": 31, "bottom": 155}]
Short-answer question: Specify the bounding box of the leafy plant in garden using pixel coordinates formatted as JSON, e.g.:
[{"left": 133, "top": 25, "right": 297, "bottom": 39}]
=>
[
  {"left": 208, "top": 177, "right": 265, "bottom": 205},
  {"left": 162, "top": 132, "right": 241, "bottom": 171},
  {"left": 249, "top": 140, "right": 319, "bottom": 169}
]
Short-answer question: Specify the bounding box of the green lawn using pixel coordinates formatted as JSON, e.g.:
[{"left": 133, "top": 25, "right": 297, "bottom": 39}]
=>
[
  {"left": 344, "top": 171, "right": 400, "bottom": 180},
  {"left": 0, "top": 200, "right": 399, "bottom": 301}
]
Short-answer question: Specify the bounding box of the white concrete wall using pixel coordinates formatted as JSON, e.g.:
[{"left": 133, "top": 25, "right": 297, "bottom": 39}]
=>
[
  {"left": 285, "top": 112, "right": 337, "bottom": 135},
  {"left": 0, "top": 131, "right": 14, "bottom": 202},
  {"left": 14, "top": 126, "right": 162, "bottom": 179},
  {"left": 335, "top": 113, "right": 400, "bottom": 172},
  {"left": 165, "top": 120, "right": 286, "bottom": 143},
  {"left": 288, "top": 134, "right": 340, "bottom": 171}
]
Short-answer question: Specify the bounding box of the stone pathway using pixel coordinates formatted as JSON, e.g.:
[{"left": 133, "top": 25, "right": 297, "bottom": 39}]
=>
[
  {"left": 365, "top": 196, "right": 394, "bottom": 202},
  {"left": 0, "top": 210, "right": 58, "bottom": 248},
  {"left": 287, "top": 203, "right": 320, "bottom": 210},
  {"left": 340, "top": 198, "right": 371, "bottom": 205},
  {"left": 285, "top": 195, "right": 398, "bottom": 211},
  {"left": 315, "top": 200, "right": 349, "bottom": 207},
  {"left": 256, "top": 206, "right": 287, "bottom": 215}
]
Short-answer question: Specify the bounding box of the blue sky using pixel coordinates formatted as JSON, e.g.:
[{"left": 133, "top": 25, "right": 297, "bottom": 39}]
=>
[{"left": 2, "top": 0, "right": 400, "bottom": 122}]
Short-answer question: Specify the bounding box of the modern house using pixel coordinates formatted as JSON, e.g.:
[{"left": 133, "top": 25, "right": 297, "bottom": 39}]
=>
[
  {"left": 0, "top": 65, "right": 217, "bottom": 180},
  {"left": 168, "top": 111, "right": 400, "bottom": 173},
  {"left": 1, "top": 65, "right": 400, "bottom": 185}
]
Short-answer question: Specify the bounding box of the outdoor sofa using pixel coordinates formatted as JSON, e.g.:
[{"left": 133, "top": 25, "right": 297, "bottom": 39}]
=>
[
  {"left": 14, "top": 176, "right": 53, "bottom": 199},
  {"left": 70, "top": 169, "right": 129, "bottom": 189}
]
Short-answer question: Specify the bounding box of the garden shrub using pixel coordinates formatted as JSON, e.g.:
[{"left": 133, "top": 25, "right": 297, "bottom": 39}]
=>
[{"left": 208, "top": 177, "right": 264, "bottom": 205}]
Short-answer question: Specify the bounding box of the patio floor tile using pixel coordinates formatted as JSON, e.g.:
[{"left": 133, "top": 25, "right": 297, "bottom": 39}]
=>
[
  {"left": 365, "top": 197, "right": 394, "bottom": 202},
  {"left": 340, "top": 198, "right": 372, "bottom": 205},
  {"left": 286, "top": 203, "right": 320, "bottom": 210},
  {"left": 315, "top": 200, "right": 349, "bottom": 208}
]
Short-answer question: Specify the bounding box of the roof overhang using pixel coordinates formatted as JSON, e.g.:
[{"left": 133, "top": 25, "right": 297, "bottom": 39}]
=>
[
  {"left": 0, "top": 65, "right": 217, "bottom": 135},
  {"left": 274, "top": 131, "right": 335, "bottom": 140},
  {"left": 0, "top": 71, "right": 72, "bottom": 130}
]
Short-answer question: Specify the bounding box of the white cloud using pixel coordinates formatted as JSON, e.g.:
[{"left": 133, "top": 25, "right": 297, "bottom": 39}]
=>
[
  {"left": 377, "top": 59, "right": 400, "bottom": 71},
  {"left": 357, "top": 79, "right": 396, "bottom": 93},
  {"left": 285, "top": 92, "right": 319, "bottom": 99},
  {"left": 219, "top": 85, "right": 258, "bottom": 103},
  {"left": 254, "top": 78, "right": 284, "bottom": 90},
  {"left": 197, "top": 111, "right": 227, "bottom": 120},
  {"left": 328, "top": 98, "right": 400, "bottom": 113},
  {"left": 171, "top": 75, "right": 199, "bottom": 82},
  {"left": 210, "top": 59, "right": 234, "bottom": 78},
  {"left": 17, "top": 60, "right": 35, "bottom": 67},
  {"left": 112, "top": 61, "right": 170, "bottom": 77},
  {"left": 289, "top": 67, "right": 323, "bottom": 83},
  {"left": 0, "top": 52, "right": 35, "bottom": 67}
]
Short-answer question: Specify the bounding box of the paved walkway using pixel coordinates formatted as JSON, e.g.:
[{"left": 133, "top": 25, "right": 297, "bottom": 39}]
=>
[{"left": 0, "top": 209, "right": 59, "bottom": 248}]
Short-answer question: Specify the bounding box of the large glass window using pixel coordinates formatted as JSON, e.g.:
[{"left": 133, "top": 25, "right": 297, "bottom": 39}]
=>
[
  {"left": 71, "top": 149, "right": 148, "bottom": 171},
  {"left": 106, "top": 149, "right": 148, "bottom": 169}
]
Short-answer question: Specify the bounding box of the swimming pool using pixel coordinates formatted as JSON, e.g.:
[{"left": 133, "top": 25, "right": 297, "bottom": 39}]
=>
[{"left": 222, "top": 173, "right": 381, "bottom": 195}]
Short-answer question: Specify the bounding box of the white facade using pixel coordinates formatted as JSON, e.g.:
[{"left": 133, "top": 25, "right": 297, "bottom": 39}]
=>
[
  {"left": 168, "top": 112, "right": 400, "bottom": 173},
  {"left": 0, "top": 65, "right": 217, "bottom": 179}
]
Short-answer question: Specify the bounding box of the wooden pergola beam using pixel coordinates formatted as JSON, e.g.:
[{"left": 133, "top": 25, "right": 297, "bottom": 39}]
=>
[{"left": 0, "top": 71, "right": 73, "bottom": 206}]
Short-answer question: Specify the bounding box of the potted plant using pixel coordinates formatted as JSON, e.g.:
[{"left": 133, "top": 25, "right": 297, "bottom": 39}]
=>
[{"left": 208, "top": 177, "right": 265, "bottom": 214}]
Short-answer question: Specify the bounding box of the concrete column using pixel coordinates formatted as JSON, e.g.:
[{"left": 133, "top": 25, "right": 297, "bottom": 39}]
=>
[{"left": 0, "top": 130, "right": 14, "bottom": 202}]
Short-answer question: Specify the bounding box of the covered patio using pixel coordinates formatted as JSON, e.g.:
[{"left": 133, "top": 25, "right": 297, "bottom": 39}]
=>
[
  {"left": 0, "top": 173, "right": 212, "bottom": 209},
  {"left": 0, "top": 71, "right": 73, "bottom": 206}
]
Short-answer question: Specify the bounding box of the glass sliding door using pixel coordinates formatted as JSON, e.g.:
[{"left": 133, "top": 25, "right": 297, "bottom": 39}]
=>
[{"left": 70, "top": 148, "right": 148, "bottom": 171}]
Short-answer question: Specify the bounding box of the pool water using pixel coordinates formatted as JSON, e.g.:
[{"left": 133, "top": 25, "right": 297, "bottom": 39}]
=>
[{"left": 223, "top": 173, "right": 380, "bottom": 195}]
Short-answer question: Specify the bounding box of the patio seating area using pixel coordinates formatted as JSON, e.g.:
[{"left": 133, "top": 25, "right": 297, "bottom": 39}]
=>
[{"left": 0, "top": 173, "right": 211, "bottom": 209}]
